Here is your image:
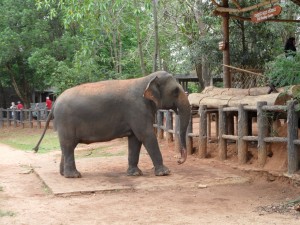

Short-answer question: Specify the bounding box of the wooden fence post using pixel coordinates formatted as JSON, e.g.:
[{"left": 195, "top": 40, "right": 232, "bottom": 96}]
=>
[
  {"left": 37, "top": 110, "right": 41, "bottom": 129},
  {"left": 174, "top": 114, "right": 181, "bottom": 154},
  {"left": 13, "top": 109, "right": 17, "bottom": 128},
  {"left": 207, "top": 110, "right": 211, "bottom": 141},
  {"left": 198, "top": 105, "right": 207, "bottom": 158},
  {"left": 7, "top": 109, "right": 10, "bottom": 126},
  {"left": 0, "top": 108, "right": 3, "bottom": 128},
  {"left": 218, "top": 105, "right": 227, "bottom": 160},
  {"left": 157, "top": 111, "right": 164, "bottom": 139},
  {"left": 215, "top": 111, "right": 219, "bottom": 139},
  {"left": 238, "top": 104, "right": 248, "bottom": 164},
  {"left": 166, "top": 110, "right": 173, "bottom": 142},
  {"left": 29, "top": 109, "right": 33, "bottom": 128},
  {"left": 287, "top": 100, "right": 299, "bottom": 174},
  {"left": 186, "top": 112, "right": 193, "bottom": 155},
  {"left": 257, "top": 101, "right": 268, "bottom": 167},
  {"left": 20, "top": 109, "right": 24, "bottom": 128}
]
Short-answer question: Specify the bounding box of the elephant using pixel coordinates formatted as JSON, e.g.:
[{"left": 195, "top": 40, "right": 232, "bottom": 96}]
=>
[{"left": 33, "top": 71, "right": 191, "bottom": 178}]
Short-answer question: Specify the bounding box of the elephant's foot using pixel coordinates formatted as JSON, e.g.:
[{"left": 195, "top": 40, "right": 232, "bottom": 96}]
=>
[
  {"left": 155, "top": 165, "right": 170, "bottom": 176},
  {"left": 127, "top": 166, "right": 143, "bottom": 176},
  {"left": 61, "top": 168, "right": 82, "bottom": 178}
]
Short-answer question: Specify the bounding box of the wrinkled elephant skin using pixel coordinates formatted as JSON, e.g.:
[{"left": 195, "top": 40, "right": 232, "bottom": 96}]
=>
[{"left": 33, "top": 71, "right": 191, "bottom": 178}]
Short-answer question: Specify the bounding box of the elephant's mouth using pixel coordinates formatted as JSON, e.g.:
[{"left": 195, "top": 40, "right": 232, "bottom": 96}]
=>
[{"left": 171, "top": 103, "right": 178, "bottom": 114}]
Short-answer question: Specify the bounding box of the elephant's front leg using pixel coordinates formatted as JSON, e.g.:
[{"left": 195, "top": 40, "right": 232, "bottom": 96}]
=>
[
  {"left": 127, "top": 134, "right": 143, "bottom": 176},
  {"left": 143, "top": 134, "right": 170, "bottom": 176}
]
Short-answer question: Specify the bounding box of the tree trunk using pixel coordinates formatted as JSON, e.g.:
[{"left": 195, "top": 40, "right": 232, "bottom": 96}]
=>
[
  {"left": 195, "top": 62, "right": 204, "bottom": 90},
  {"left": 6, "top": 64, "right": 31, "bottom": 108},
  {"left": 118, "top": 31, "right": 122, "bottom": 74},
  {"left": 0, "top": 81, "right": 7, "bottom": 108},
  {"left": 194, "top": 0, "right": 210, "bottom": 88},
  {"left": 152, "top": 0, "right": 160, "bottom": 72},
  {"left": 134, "top": 0, "right": 146, "bottom": 76},
  {"left": 201, "top": 56, "right": 210, "bottom": 87},
  {"left": 222, "top": 0, "right": 231, "bottom": 88}
]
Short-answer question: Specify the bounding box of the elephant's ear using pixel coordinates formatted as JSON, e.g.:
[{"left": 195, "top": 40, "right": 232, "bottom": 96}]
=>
[{"left": 143, "top": 76, "right": 161, "bottom": 107}]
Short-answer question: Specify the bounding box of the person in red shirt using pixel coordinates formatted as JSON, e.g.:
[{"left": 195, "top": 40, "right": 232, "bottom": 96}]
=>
[
  {"left": 17, "top": 101, "right": 24, "bottom": 121},
  {"left": 17, "top": 101, "right": 24, "bottom": 110},
  {"left": 46, "top": 97, "right": 52, "bottom": 110}
]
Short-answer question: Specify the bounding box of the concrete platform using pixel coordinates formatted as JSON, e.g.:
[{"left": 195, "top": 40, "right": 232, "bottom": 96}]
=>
[{"left": 33, "top": 143, "right": 250, "bottom": 195}]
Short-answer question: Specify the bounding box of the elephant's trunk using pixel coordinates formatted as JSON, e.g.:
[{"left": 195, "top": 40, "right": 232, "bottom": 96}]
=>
[{"left": 176, "top": 92, "right": 191, "bottom": 164}]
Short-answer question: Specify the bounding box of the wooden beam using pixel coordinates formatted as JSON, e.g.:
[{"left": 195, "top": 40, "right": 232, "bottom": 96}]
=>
[
  {"left": 230, "top": 14, "right": 300, "bottom": 23},
  {"left": 231, "top": 0, "right": 242, "bottom": 9},
  {"left": 215, "top": 0, "right": 280, "bottom": 13},
  {"left": 222, "top": 64, "right": 264, "bottom": 76}
]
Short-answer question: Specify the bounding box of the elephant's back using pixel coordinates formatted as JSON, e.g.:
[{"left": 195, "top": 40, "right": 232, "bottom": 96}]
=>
[{"left": 53, "top": 79, "right": 146, "bottom": 118}]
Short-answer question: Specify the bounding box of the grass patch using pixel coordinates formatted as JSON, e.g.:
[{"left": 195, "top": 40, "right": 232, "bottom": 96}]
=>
[
  {"left": 0, "top": 186, "right": 3, "bottom": 192},
  {"left": 76, "top": 147, "right": 126, "bottom": 158},
  {"left": 0, "top": 127, "right": 128, "bottom": 157},
  {"left": 0, "top": 210, "right": 16, "bottom": 217},
  {"left": 0, "top": 128, "right": 60, "bottom": 153}
]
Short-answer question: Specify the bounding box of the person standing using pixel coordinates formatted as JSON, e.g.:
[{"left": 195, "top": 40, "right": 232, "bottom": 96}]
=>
[
  {"left": 9, "top": 102, "right": 16, "bottom": 119},
  {"left": 284, "top": 37, "right": 296, "bottom": 59},
  {"left": 46, "top": 96, "right": 52, "bottom": 110},
  {"left": 17, "top": 101, "right": 24, "bottom": 122},
  {"left": 32, "top": 103, "right": 40, "bottom": 120}
]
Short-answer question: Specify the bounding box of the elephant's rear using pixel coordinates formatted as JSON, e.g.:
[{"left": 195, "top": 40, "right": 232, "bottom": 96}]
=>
[{"left": 53, "top": 80, "right": 140, "bottom": 142}]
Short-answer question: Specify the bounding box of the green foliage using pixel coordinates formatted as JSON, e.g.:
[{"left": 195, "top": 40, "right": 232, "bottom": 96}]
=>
[
  {"left": 265, "top": 53, "right": 300, "bottom": 87},
  {"left": 28, "top": 49, "right": 58, "bottom": 89},
  {"left": 2, "top": 0, "right": 300, "bottom": 100},
  {"left": 0, "top": 0, "right": 78, "bottom": 104},
  {"left": 187, "top": 83, "right": 200, "bottom": 93}
]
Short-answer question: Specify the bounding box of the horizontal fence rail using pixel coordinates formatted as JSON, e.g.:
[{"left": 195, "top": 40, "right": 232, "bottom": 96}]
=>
[
  {"left": 0, "top": 108, "right": 51, "bottom": 128},
  {"left": 152, "top": 100, "right": 299, "bottom": 175}
]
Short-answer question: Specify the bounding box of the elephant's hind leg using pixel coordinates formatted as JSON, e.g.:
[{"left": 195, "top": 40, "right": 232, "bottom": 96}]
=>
[
  {"left": 127, "top": 134, "right": 143, "bottom": 176},
  {"left": 60, "top": 153, "right": 64, "bottom": 176},
  {"left": 60, "top": 141, "right": 81, "bottom": 178}
]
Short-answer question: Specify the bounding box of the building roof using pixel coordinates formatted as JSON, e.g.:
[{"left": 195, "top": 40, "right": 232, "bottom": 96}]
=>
[{"left": 174, "top": 74, "right": 199, "bottom": 82}]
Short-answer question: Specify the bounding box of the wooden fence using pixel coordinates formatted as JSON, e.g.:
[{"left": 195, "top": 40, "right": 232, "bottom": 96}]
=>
[
  {"left": 154, "top": 100, "right": 299, "bottom": 175},
  {"left": 0, "top": 108, "right": 50, "bottom": 128},
  {"left": 1, "top": 101, "right": 299, "bottom": 174}
]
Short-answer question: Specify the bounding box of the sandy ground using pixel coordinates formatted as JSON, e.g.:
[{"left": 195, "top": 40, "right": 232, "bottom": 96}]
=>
[
  {"left": 0, "top": 128, "right": 300, "bottom": 225},
  {"left": 1, "top": 118, "right": 300, "bottom": 225}
]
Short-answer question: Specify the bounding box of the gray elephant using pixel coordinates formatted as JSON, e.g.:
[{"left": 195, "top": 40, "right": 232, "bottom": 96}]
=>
[{"left": 33, "top": 71, "right": 191, "bottom": 178}]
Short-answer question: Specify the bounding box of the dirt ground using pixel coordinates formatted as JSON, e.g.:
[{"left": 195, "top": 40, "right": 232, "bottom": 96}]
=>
[{"left": 1, "top": 126, "right": 300, "bottom": 225}]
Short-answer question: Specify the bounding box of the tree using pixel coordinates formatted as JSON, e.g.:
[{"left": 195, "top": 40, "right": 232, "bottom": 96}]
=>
[
  {"left": 0, "top": 0, "right": 45, "bottom": 107},
  {"left": 0, "top": 0, "right": 81, "bottom": 106},
  {"left": 3, "top": 0, "right": 299, "bottom": 104}
]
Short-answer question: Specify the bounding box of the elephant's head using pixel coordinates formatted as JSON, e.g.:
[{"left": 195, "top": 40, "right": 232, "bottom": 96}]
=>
[{"left": 143, "top": 71, "right": 191, "bottom": 164}]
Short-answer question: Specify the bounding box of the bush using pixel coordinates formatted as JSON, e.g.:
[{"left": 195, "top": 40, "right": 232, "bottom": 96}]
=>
[{"left": 265, "top": 53, "right": 300, "bottom": 87}]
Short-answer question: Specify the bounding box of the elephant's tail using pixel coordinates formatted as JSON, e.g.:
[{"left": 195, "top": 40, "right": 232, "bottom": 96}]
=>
[{"left": 32, "top": 104, "right": 55, "bottom": 152}]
